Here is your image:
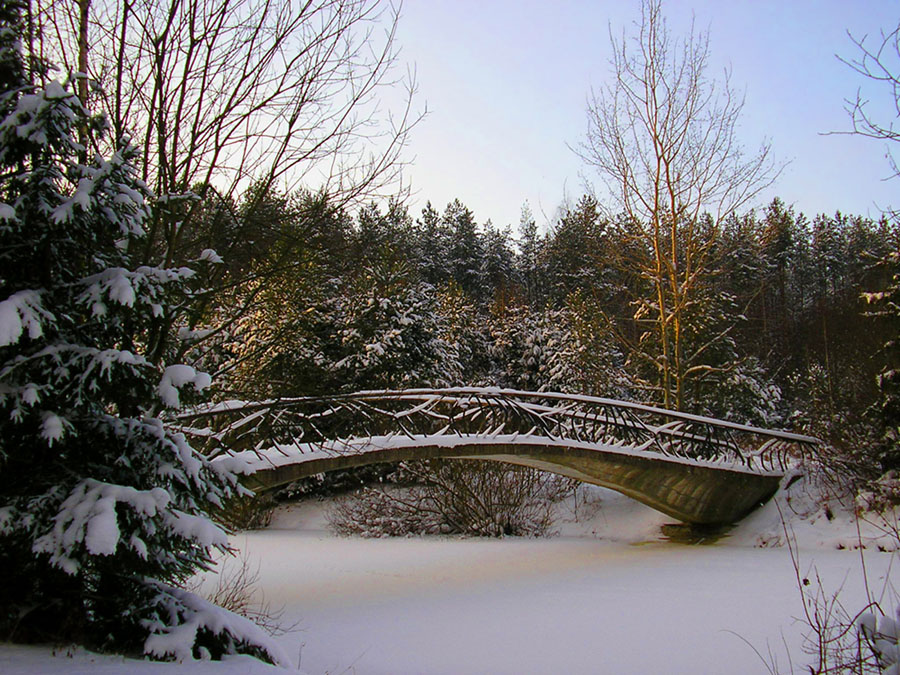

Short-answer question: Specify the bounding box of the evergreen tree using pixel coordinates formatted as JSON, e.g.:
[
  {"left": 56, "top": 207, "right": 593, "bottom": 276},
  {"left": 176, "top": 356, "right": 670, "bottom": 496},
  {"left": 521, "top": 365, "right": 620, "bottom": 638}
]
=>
[
  {"left": 435, "top": 282, "right": 493, "bottom": 385},
  {"left": 544, "top": 194, "right": 606, "bottom": 303},
  {"left": 865, "top": 249, "right": 900, "bottom": 473},
  {"left": 0, "top": 5, "right": 282, "bottom": 662},
  {"left": 718, "top": 212, "right": 767, "bottom": 350},
  {"left": 261, "top": 260, "right": 461, "bottom": 395},
  {"left": 325, "top": 262, "right": 461, "bottom": 391},
  {"left": 564, "top": 292, "right": 632, "bottom": 399},
  {"left": 413, "top": 201, "right": 452, "bottom": 287},
  {"left": 516, "top": 202, "right": 545, "bottom": 308},
  {"left": 443, "top": 199, "right": 487, "bottom": 302},
  {"left": 353, "top": 198, "right": 413, "bottom": 268},
  {"left": 759, "top": 197, "right": 807, "bottom": 374},
  {"left": 481, "top": 224, "right": 518, "bottom": 307},
  {"left": 488, "top": 304, "right": 606, "bottom": 394}
]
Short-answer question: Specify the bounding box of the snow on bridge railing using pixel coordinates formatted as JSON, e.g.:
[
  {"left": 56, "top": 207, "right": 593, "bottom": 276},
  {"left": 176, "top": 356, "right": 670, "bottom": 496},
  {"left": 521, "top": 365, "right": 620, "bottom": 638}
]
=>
[{"left": 176, "top": 388, "right": 821, "bottom": 472}]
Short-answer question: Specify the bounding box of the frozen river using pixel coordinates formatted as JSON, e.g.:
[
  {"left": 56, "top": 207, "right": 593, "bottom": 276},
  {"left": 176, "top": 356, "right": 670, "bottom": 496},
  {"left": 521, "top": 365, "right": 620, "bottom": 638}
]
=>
[
  {"left": 245, "top": 530, "right": 882, "bottom": 674},
  {"left": 4, "top": 484, "right": 896, "bottom": 674},
  {"left": 232, "top": 485, "right": 896, "bottom": 675}
]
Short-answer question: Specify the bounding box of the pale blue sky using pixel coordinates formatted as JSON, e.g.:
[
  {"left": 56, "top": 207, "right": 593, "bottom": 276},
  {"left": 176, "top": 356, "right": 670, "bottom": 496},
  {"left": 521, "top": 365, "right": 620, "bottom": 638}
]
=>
[{"left": 392, "top": 1, "right": 900, "bottom": 231}]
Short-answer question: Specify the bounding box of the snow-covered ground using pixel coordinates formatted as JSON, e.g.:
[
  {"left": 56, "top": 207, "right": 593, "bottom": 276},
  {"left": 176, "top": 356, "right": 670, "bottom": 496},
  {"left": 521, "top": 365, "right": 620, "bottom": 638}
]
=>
[{"left": 4, "top": 476, "right": 899, "bottom": 674}]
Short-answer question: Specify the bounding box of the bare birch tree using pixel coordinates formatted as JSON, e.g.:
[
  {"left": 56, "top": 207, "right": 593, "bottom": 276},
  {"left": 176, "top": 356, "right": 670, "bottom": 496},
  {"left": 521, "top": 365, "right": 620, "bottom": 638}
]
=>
[{"left": 576, "top": 0, "right": 781, "bottom": 411}]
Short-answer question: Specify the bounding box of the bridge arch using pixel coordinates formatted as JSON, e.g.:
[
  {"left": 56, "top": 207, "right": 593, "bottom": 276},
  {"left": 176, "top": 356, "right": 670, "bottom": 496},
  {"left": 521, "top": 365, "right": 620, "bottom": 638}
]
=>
[
  {"left": 180, "top": 388, "right": 819, "bottom": 525},
  {"left": 227, "top": 438, "right": 784, "bottom": 525}
]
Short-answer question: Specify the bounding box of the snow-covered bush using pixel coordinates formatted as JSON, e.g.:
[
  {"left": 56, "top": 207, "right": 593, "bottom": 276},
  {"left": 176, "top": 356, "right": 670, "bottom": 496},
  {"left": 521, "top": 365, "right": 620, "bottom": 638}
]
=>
[
  {"left": 327, "top": 271, "right": 462, "bottom": 391},
  {"left": 696, "top": 355, "right": 784, "bottom": 427},
  {"left": 225, "top": 259, "right": 463, "bottom": 397},
  {"left": 859, "top": 609, "right": 900, "bottom": 674},
  {"left": 789, "top": 363, "right": 883, "bottom": 494},
  {"left": 487, "top": 302, "right": 629, "bottom": 397},
  {"left": 327, "top": 460, "right": 573, "bottom": 538},
  {"left": 488, "top": 305, "right": 584, "bottom": 393},
  {"left": 0, "top": 7, "right": 284, "bottom": 664}
]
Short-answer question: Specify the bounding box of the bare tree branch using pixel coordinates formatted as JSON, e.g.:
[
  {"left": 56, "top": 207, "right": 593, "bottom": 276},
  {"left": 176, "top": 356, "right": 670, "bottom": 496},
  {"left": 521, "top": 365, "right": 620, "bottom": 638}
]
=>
[
  {"left": 33, "top": 0, "right": 424, "bottom": 265},
  {"left": 837, "top": 24, "right": 900, "bottom": 183}
]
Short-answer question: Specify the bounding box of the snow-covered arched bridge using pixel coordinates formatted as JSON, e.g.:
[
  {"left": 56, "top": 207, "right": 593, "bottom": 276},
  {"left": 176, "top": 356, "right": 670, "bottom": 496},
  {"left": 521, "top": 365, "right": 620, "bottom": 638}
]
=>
[{"left": 180, "top": 388, "right": 820, "bottom": 525}]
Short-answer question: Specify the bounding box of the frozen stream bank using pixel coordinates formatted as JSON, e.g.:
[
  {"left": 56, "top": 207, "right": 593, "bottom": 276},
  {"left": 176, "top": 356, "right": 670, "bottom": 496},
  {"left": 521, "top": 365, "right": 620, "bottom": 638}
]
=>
[{"left": 3, "top": 484, "right": 897, "bottom": 674}]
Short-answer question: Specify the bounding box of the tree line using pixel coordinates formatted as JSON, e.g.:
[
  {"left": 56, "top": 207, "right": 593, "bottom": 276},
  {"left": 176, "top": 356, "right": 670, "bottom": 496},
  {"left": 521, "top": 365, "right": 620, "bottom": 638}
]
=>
[{"left": 188, "top": 188, "right": 898, "bottom": 449}]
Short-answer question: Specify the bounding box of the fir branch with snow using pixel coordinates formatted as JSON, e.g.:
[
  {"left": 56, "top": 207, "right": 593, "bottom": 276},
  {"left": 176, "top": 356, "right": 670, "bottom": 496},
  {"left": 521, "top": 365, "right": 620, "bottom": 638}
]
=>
[{"left": 0, "top": 3, "right": 283, "bottom": 664}]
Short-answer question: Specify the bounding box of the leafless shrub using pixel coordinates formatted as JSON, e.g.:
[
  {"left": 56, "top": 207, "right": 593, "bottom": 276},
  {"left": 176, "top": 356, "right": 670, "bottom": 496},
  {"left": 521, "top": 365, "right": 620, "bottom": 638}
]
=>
[
  {"left": 186, "top": 549, "right": 294, "bottom": 638},
  {"left": 327, "top": 459, "right": 575, "bottom": 538},
  {"left": 758, "top": 504, "right": 898, "bottom": 674},
  {"left": 790, "top": 566, "right": 881, "bottom": 673},
  {"left": 215, "top": 492, "right": 277, "bottom": 531}
]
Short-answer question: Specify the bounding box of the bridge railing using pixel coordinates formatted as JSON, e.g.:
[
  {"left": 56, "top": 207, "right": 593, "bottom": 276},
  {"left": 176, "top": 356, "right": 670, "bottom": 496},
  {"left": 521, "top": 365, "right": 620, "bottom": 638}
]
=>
[{"left": 178, "top": 388, "right": 821, "bottom": 471}]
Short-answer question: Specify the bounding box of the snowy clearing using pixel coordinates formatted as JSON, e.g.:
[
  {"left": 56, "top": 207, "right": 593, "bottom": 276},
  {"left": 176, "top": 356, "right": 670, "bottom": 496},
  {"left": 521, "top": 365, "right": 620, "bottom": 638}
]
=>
[{"left": 4, "top": 479, "right": 899, "bottom": 674}]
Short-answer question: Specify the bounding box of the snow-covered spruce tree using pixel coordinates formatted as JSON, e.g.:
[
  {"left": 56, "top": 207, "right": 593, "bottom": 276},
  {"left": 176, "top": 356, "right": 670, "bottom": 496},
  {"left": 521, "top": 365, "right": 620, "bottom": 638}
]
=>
[
  {"left": 488, "top": 304, "right": 605, "bottom": 394},
  {"left": 0, "top": 5, "right": 284, "bottom": 663},
  {"left": 315, "top": 260, "right": 462, "bottom": 393},
  {"left": 866, "top": 249, "right": 900, "bottom": 476}
]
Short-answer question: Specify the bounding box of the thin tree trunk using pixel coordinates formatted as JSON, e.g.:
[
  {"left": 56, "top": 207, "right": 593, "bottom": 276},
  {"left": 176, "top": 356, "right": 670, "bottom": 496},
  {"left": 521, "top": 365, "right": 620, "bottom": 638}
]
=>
[{"left": 76, "top": 0, "right": 91, "bottom": 159}]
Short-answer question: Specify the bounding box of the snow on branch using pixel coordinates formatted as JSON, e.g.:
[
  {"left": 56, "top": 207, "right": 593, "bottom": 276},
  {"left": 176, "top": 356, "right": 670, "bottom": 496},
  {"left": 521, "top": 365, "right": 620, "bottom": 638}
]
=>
[
  {"left": 159, "top": 365, "right": 212, "bottom": 409},
  {"left": 32, "top": 476, "right": 229, "bottom": 575},
  {"left": 142, "top": 582, "right": 290, "bottom": 666},
  {"left": 0, "top": 81, "right": 83, "bottom": 156},
  {"left": 33, "top": 479, "right": 172, "bottom": 573},
  {"left": 0, "top": 290, "right": 50, "bottom": 346},
  {"left": 78, "top": 266, "right": 195, "bottom": 318}
]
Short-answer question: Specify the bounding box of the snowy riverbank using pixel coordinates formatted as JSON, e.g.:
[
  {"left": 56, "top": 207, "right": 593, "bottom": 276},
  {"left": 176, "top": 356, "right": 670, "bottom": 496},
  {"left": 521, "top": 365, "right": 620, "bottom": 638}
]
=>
[{"left": 4, "top": 478, "right": 899, "bottom": 674}]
